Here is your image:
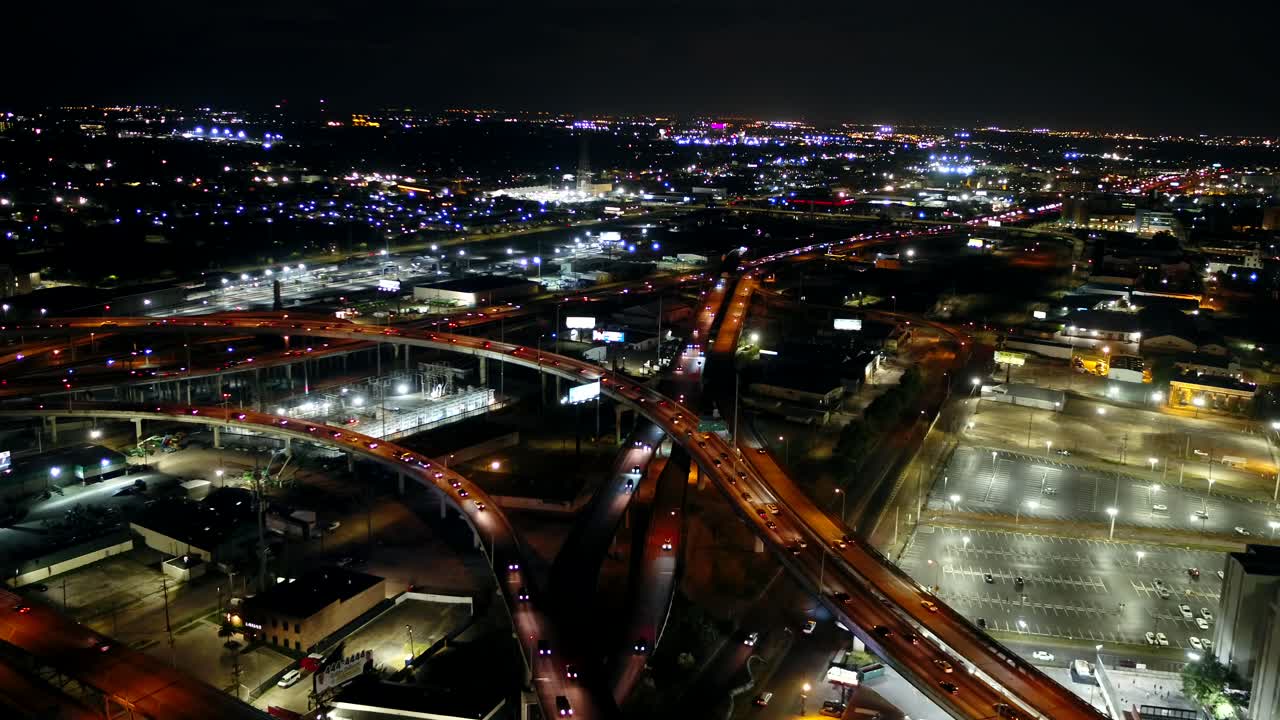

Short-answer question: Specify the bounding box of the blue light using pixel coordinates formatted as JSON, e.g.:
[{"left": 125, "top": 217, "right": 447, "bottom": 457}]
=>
[
  {"left": 194, "top": 127, "right": 204, "bottom": 134},
  {"left": 1250, "top": 272, "right": 1258, "bottom": 282}
]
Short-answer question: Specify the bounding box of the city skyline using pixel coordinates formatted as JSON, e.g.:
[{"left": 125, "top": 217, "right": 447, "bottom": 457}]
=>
[{"left": 4, "top": 2, "right": 1278, "bottom": 134}]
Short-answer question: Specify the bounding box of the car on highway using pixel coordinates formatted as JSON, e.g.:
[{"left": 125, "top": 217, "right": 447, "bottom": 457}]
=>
[
  {"left": 831, "top": 592, "right": 852, "bottom": 604},
  {"left": 1145, "top": 631, "right": 1157, "bottom": 645},
  {"left": 934, "top": 659, "right": 954, "bottom": 673},
  {"left": 743, "top": 632, "right": 759, "bottom": 646},
  {"left": 939, "top": 681, "right": 960, "bottom": 695},
  {"left": 803, "top": 619, "right": 817, "bottom": 635},
  {"left": 832, "top": 537, "right": 849, "bottom": 549},
  {"left": 753, "top": 692, "right": 773, "bottom": 707},
  {"left": 565, "top": 664, "right": 579, "bottom": 679},
  {"left": 517, "top": 587, "right": 529, "bottom": 601},
  {"left": 1157, "top": 632, "right": 1169, "bottom": 646},
  {"left": 1190, "top": 637, "right": 1204, "bottom": 650},
  {"left": 765, "top": 503, "right": 780, "bottom": 515},
  {"left": 1196, "top": 617, "right": 1210, "bottom": 630},
  {"left": 1179, "top": 604, "right": 1194, "bottom": 619},
  {"left": 13, "top": 604, "right": 30, "bottom": 614},
  {"left": 538, "top": 640, "right": 551, "bottom": 656},
  {"left": 921, "top": 600, "right": 939, "bottom": 613},
  {"left": 633, "top": 638, "right": 649, "bottom": 654},
  {"left": 555, "top": 695, "right": 573, "bottom": 716},
  {"left": 661, "top": 538, "right": 673, "bottom": 551},
  {"left": 873, "top": 625, "right": 893, "bottom": 639}
]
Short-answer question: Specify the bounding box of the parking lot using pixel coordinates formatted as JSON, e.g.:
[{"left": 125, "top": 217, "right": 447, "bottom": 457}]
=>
[
  {"left": 929, "top": 446, "right": 1280, "bottom": 537},
  {"left": 901, "top": 526, "right": 1225, "bottom": 652}
]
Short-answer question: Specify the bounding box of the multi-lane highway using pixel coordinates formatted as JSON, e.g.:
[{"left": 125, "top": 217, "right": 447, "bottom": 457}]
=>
[
  {"left": 2, "top": 314, "right": 1103, "bottom": 720},
  {"left": 0, "top": 402, "right": 613, "bottom": 720}
]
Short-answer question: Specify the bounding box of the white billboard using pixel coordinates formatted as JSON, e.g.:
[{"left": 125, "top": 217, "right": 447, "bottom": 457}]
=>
[
  {"left": 833, "top": 318, "right": 862, "bottom": 331},
  {"left": 565, "top": 316, "right": 596, "bottom": 329},
  {"left": 592, "top": 329, "right": 625, "bottom": 343},
  {"left": 314, "top": 650, "right": 372, "bottom": 693},
  {"left": 0, "top": 450, "right": 9, "bottom": 472},
  {"left": 565, "top": 381, "right": 601, "bottom": 404},
  {"left": 599, "top": 231, "right": 622, "bottom": 242},
  {"left": 967, "top": 237, "right": 985, "bottom": 248},
  {"left": 377, "top": 278, "right": 401, "bottom": 292}
]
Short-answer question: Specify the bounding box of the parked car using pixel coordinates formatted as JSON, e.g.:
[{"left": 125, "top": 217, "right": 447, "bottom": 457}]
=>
[{"left": 1031, "top": 650, "right": 1055, "bottom": 662}]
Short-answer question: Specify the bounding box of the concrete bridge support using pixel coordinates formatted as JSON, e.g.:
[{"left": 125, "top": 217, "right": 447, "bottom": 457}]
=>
[
  {"left": 134, "top": 418, "right": 143, "bottom": 444},
  {"left": 212, "top": 425, "right": 222, "bottom": 449}
]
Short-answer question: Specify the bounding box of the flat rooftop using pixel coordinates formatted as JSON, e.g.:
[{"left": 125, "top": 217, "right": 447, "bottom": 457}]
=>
[{"left": 246, "top": 566, "right": 383, "bottom": 618}]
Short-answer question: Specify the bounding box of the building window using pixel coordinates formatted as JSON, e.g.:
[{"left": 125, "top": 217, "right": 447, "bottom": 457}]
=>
[
  {"left": 295, "top": 641, "right": 301, "bottom": 651},
  {"left": 271, "top": 618, "right": 278, "bottom": 628},
  {"left": 294, "top": 623, "right": 300, "bottom": 633},
  {"left": 272, "top": 635, "right": 278, "bottom": 646}
]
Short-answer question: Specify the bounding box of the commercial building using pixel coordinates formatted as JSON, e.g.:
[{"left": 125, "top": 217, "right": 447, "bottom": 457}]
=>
[
  {"left": 330, "top": 677, "right": 505, "bottom": 720},
  {"left": 1214, "top": 545, "right": 1280, "bottom": 720},
  {"left": 412, "top": 276, "right": 541, "bottom": 308},
  {"left": 1167, "top": 372, "right": 1256, "bottom": 416},
  {"left": 239, "top": 566, "right": 386, "bottom": 653},
  {"left": 978, "top": 383, "right": 1066, "bottom": 412},
  {"left": 129, "top": 487, "right": 258, "bottom": 563}
]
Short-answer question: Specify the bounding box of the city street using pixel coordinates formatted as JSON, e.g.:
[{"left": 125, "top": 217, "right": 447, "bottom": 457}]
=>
[
  {"left": 930, "top": 445, "right": 1280, "bottom": 538},
  {"left": 900, "top": 525, "right": 1225, "bottom": 653}
]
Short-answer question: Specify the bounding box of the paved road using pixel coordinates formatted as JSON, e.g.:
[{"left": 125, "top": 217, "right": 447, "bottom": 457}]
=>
[
  {"left": 900, "top": 525, "right": 1224, "bottom": 655},
  {"left": 933, "top": 446, "right": 1280, "bottom": 538}
]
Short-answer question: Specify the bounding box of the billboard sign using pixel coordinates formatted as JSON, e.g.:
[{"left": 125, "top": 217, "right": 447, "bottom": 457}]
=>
[
  {"left": 565, "top": 316, "right": 596, "bottom": 329},
  {"left": 833, "top": 318, "right": 862, "bottom": 331},
  {"left": 314, "top": 650, "right": 372, "bottom": 693},
  {"left": 565, "top": 381, "right": 601, "bottom": 405},
  {"left": 994, "top": 350, "right": 1027, "bottom": 366},
  {"left": 967, "top": 238, "right": 985, "bottom": 248},
  {"left": 377, "top": 278, "right": 401, "bottom": 292},
  {"left": 0, "top": 450, "right": 9, "bottom": 472},
  {"left": 592, "top": 329, "right": 625, "bottom": 343}
]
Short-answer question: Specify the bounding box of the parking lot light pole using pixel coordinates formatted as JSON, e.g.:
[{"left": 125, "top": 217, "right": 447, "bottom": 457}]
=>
[
  {"left": 1106, "top": 507, "right": 1119, "bottom": 540},
  {"left": 1269, "top": 520, "right": 1279, "bottom": 540},
  {"left": 1137, "top": 550, "right": 1145, "bottom": 567}
]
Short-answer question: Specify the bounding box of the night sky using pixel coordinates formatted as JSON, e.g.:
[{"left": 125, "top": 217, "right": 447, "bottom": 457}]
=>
[{"left": 5, "top": 1, "right": 1276, "bottom": 133}]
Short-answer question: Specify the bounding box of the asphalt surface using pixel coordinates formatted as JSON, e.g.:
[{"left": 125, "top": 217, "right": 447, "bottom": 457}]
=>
[
  {"left": 900, "top": 525, "right": 1225, "bottom": 654},
  {"left": 2, "top": 313, "right": 1101, "bottom": 720},
  {"left": 933, "top": 446, "right": 1280, "bottom": 538}
]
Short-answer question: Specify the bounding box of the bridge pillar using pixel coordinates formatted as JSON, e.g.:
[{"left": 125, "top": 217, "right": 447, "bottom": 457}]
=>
[
  {"left": 540, "top": 372, "right": 547, "bottom": 405},
  {"left": 347, "top": 453, "right": 355, "bottom": 473},
  {"left": 440, "top": 490, "right": 448, "bottom": 519},
  {"left": 478, "top": 358, "right": 487, "bottom": 386},
  {"left": 186, "top": 380, "right": 192, "bottom": 405},
  {"left": 49, "top": 416, "right": 57, "bottom": 446},
  {"left": 754, "top": 536, "right": 764, "bottom": 553},
  {"left": 615, "top": 406, "right": 624, "bottom": 445},
  {"left": 285, "top": 364, "right": 293, "bottom": 390},
  {"left": 284, "top": 437, "right": 292, "bottom": 457},
  {"left": 134, "top": 418, "right": 143, "bottom": 444},
  {"left": 398, "top": 472, "right": 406, "bottom": 495},
  {"left": 212, "top": 425, "right": 222, "bottom": 449},
  {"left": 697, "top": 466, "right": 708, "bottom": 491}
]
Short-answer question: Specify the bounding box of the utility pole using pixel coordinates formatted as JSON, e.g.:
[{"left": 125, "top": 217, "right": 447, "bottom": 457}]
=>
[{"left": 162, "top": 576, "right": 175, "bottom": 667}]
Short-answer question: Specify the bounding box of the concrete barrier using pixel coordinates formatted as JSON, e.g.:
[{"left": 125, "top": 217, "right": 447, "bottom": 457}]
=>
[{"left": 6, "top": 535, "right": 134, "bottom": 588}]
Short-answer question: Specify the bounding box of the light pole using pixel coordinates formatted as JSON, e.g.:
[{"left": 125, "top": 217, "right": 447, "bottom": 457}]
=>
[
  {"left": 1045, "top": 440, "right": 1053, "bottom": 458},
  {"left": 1106, "top": 507, "right": 1118, "bottom": 541},
  {"left": 835, "top": 487, "right": 846, "bottom": 522},
  {"left": 800, "top": 683, "right": 811, "bottom": 715},
  {"left": 1136, "top": 550, "right": 1145, "bottom": 567},
  {"left": 1148, "top": 457, "right": 1158, "bottom": 473},
  {"left": 779, "top": 435, "right": 790, "bottom": 464},
  {"left": 949, "top": 493, "right": 961, "bottom": 512},
  {"left": 1017, "top": 619, "right": 1027, "bottom": 634},
  {"left": 1270, "top": 520, "right": 1280, "bottom": 540},
  {"left": 962, "top": 535, "right": 970, "bottom": 553},
  {"left": 971, "top": 377, "right": 982, "bottom": 415},
  {"left": 406, "top": 624, "right": 416, "bottom": 665}
]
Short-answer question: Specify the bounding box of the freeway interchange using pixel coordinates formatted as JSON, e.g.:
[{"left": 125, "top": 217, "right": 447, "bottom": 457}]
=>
[{"left": 2, "top": 306, "right": 1104, "bottom": 720}]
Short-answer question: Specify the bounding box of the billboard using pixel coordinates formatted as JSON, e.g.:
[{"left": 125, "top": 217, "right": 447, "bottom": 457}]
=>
[
  {"left": 967, "top": 238, "right": 986, "bottom": 248},
  {"left": 833, "top": 318, "right": 862, "bottom": 331},
  {"left": 565, "top": 316, "right": 596, "bottom": 329},
  {"left": 565, "top": 381, "right": 601, "bottom": 405},
  {"left": 377, "top": 278, "right": 401, "bottom": 292},
  {"left": 0, "top": 450, "right": 9, "bottom": 472},
  {"left": 592, "top": 329, "right": 625, "bottom": 343},
  {"left": 599, "top": 231, "right": 622, "bottom": 242},
  {"left": 994, "top": 350, "right": 1027, "bottom": 366},
  {"left": 314, "top": 650, "right": 372, "bottom": 693}
]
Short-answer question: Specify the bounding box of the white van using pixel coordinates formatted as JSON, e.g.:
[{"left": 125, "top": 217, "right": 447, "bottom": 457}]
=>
[{"left": 277, "top": 669, "right": 302, "bottom": 688}]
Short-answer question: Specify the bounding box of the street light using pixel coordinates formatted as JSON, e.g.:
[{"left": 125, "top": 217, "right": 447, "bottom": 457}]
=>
[
  {"left": 1270, "top": 520, "right": 1280, "bottom": 539},
  {"left": 1106, "top": 507, "right": 1118, "bottom": 540},
  {"left": 1137, "top": 550, "right": 1145, "bottom": 566},
  {"left": 1096, "top": 407, "right": 1107, "bottom": 416},
  {"left": 962, "top": 536, "right": 971, "bottom": 554},
  {"left": 1017, "top": 500, "right": 1038, "bottom": 525},
  {"left": 1046, "top": 440, "right": 1053, "bottom": 457},
  {"left": 1148, "top": 457, "right": 1159, "bottom": 472},
  {"left": 1017, "top": 619, "right": 1027, "bottom": 633},
  {"left": 949, "top": 493, "right": 961, "bottom": 511}
]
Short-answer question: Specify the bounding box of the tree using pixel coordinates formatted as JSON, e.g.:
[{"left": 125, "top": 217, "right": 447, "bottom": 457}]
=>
[{"left": 1181, "top": 655, "right": 1240, "bottom": 714}]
